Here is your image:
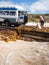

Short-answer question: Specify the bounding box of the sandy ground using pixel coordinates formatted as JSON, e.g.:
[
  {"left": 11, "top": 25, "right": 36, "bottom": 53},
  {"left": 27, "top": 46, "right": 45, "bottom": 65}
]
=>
[
  {"left": 0, "top": 40, "right": 49, "bottom": 65},
  {"left": 25, "top": 22, "right": 49, "bottom": 27}
]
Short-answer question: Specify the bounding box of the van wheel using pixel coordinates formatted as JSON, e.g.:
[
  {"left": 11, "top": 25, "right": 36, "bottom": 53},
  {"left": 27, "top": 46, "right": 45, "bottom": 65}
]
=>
[
  {"left": 4, "top": 19, "right": 9, "bottom": 27},
  {"left": 0, "top": 23, "right": 1, "bottom": 25},
  {"left": 6, "top": 22, "right": 9, "bottom": 27}
]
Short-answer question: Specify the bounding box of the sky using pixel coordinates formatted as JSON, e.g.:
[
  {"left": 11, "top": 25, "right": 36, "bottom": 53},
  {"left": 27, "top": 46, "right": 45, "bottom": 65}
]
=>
[{"left": 0, "top": 0, "right": 49, "bottom": 14}]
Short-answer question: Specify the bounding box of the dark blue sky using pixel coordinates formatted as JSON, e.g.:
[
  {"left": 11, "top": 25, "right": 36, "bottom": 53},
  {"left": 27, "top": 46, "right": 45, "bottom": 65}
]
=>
[
  {"left": 0, "top": 0, "right": 38, "bottom": 4},
  {"left": 13, "top": 0, "right": 38, "bottom": 4}
]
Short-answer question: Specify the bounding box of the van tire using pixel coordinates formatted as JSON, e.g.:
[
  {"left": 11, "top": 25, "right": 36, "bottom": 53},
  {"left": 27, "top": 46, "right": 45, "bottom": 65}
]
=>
[{"left": 4, "top": 19, "right": 9, "bottom": 26}]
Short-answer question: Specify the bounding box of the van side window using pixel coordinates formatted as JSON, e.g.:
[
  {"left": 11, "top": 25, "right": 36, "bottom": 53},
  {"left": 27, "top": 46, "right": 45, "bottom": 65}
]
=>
[
  {"left": 0, "top": 11, "right": 3, "bottom": 15},
  {"left": 4, "top": 11, "right": 9, "bottom": 15},
  {"left": 10, "top": 11, "right": 16, "bottom": 15},
  {"left": 0, "top": 11, "right": 9, "bottom": 15}
]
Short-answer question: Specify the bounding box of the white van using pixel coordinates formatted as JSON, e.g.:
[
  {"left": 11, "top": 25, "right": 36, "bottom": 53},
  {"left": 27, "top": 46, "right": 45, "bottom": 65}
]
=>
[{"left": 0, "top": 7, "right": 28, "bottom": 26}]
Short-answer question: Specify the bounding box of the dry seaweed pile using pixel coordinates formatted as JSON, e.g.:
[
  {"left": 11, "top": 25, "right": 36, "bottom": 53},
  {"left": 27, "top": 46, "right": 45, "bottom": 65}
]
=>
[
  {"left": 0, "top": 29, "right": 18, "bottom": 42},
  {"left": 0, "top": 26, "right": 49, "bottom": 42},
  {"left": 0, "top": 26, "right": 24, "bottom": 42},
  {"left": 22, "top": 26, "right": 49, "bottom": 32}
]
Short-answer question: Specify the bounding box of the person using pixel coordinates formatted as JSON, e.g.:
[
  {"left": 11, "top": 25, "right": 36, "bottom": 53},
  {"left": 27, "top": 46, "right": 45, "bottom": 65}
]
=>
[
  {"left": 38, "top": 15, "right": 45, "bottom": 27},
  {"left": 24, "top": 14, "right": 28, "bottom": 25}
]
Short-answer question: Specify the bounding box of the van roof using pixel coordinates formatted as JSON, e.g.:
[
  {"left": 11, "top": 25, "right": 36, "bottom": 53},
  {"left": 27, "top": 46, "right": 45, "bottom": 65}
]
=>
[{"left": 0, "top": 7, "right": 17, "bottom": 10}]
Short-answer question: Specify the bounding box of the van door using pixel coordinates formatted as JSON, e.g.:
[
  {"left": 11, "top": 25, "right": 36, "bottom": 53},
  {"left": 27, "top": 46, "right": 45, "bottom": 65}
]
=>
[{"left": 18, "top": 11, "right": 24, "bottom": 23}]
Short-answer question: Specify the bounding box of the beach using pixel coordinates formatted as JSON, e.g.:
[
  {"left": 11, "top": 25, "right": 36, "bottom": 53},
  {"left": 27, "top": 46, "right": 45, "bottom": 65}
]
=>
[{"left": 0, "top": 40, "right": 49, "bottom": 65}]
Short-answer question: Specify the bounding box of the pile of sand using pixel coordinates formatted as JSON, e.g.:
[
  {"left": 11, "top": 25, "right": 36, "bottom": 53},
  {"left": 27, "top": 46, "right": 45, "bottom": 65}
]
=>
[{"left": 0, "top": 40, "right": 49, "bottom": 65}]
